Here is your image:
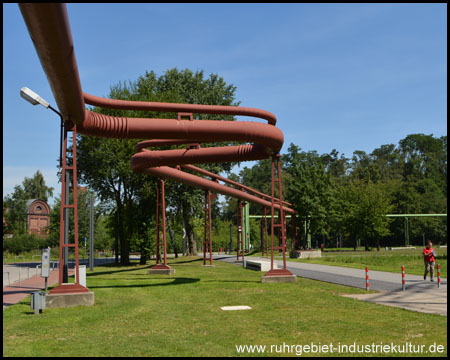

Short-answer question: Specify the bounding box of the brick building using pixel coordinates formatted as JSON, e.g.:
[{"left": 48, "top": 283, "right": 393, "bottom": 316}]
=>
[{"left": 26, "top": 199, "right": 50, "bottom": 236}]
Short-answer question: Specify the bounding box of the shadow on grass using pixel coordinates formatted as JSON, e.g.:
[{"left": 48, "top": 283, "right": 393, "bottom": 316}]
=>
[
  {"left": 88, "top": 277, "right": 200, "bottom": 289},
  {"left": 167, "top": 258, "right": 203, "bottom": 265},
  {"left": 203, "top": 279, "right": 260, "bottom": 284},
  {"left": 246, "top": 249, "right": 260, "bottom": 256},
  {"left": 87, "top": 266, "right": 149, "bottom": 277}
]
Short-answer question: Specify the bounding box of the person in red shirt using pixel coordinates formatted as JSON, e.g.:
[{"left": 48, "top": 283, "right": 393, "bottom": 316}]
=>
[{"left": 423, "top": 240, "right": 437, "bottom": 281}]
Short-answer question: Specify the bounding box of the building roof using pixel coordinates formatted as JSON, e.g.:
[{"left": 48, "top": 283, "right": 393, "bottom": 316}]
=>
[
  {"left": 25, "top": 199, "right": 38, "bottom": 209},
  {"left": 25, "top": 199, "right": 50, "bottom": 215}
]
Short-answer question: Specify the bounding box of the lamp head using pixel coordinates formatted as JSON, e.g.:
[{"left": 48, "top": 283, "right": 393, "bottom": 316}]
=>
[{"left": 20, "top": 87, "right": 50, "bottom": 108}]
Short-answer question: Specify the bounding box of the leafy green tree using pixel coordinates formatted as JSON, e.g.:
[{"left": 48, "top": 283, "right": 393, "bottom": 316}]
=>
[
  {"left": 3, "top": 170, "right": 54, "bottom": 234},
  {"left": 94, "top": 213, "right": 115, "bottom": 252},
  {"left": 341, "top": 180, "right": 394, "bottom": 250},
  {"left": 48, "top": 187, "right": 97, "bottom": 250},
  {"left": 399, "top": 134, "right": 447, "bottom": 188},
  {"left": 77, "top": 68, "right": 240, "bottom": 264},
  {"left": 349, "top": 150, "right": 381, "bottom": 183},
  {"left": 77, "top": 135, "right": 148, "bottom": 265},
  {"left": 321, "top": 149, "right": 349, "bottom": 181},
  {"left": 284, "top": 144, "right": 337, "bottom": 247}
]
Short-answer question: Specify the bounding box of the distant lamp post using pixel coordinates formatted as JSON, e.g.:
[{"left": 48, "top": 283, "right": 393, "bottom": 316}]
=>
[{"left": 20, "top": 86, "right": 67, "bottom": 282}]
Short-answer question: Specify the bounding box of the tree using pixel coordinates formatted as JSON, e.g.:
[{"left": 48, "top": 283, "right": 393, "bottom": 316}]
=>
[
  {"left": 3, "top": 170, "right": 54, "bottom": 234},
  {"left": 284, "top": 144, "right": 337, "bottom": 247},
  {"left": 321, "top": 148, "right": 349, "bottom": 181},
  {"left": 76, "top": 68, "right": 239, "bottom": 264},
  {"left": 94, "top": 213, "right": 115, "bottom": 252},
  {"left": 48, "top": 187, "right": 96, "bottom": 249},
  {"left": 341, "top": 180, "right": 394, "bottom": 250}
]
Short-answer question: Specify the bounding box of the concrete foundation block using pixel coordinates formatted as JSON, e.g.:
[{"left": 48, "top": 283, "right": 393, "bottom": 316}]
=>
[
  {"left": 146, "top": 268, "right": 175, "bottom": 275},
  {"left": 45, "top": 292, "right": 95, "bottom": 308},
  {"left": 261, "top": 275, "right": 297, "bottom": 283},
  {"left": 202, "top": 264, "right": 215, "bottom": 267},
  {"left": 290, "top": 250, "right": 321, "bottom": 259},
  {"left": 244, "top": 259, "right": 276, "bottom": 271}
]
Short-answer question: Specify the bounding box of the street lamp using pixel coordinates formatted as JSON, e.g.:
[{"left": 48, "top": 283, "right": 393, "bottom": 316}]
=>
[
  {"left": 20, "top": 87, "right": 50, "bottom": 108},
  {"left": 20, "top": 87, "right": 64, "bottom": 167},
  {"left": 20, "top": 86, "right": 68, "bottom": 282}
]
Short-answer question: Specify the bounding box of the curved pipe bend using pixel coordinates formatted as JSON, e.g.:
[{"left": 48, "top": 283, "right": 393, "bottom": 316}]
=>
[
  {"left": 19, "top": 3, "right": 295, "bottom": 217},
  {"left": 76, "top": 109, "right": 292, "bottom": 212},
  {"left": 78, "top": 110, "right": 283, "bottom": 152},
  {"left": 83, "top": 92, "right": 277, "bottom": 125}
]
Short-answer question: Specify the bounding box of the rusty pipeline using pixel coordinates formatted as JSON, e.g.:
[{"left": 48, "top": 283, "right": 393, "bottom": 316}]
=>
[{"left": 19, "top": 3, "right": 296, "bottom": 218}]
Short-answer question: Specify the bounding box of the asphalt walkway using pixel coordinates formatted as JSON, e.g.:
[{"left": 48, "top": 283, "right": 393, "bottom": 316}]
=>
[
  {"left": 3, "top": 258, "right": 116, "bottom": 310},
  {"left": 3, "top": 269, "right": 70, "bottom": 310},
  {"left": 213, "top": 254, "right": 447, "bottom": 316}
]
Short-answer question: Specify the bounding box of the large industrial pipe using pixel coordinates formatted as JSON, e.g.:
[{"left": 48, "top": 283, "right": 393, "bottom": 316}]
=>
[
  {"left": 19, "top": 3, "right": 295, "bottom": 216},
  {"left": 19, "top": 3, "right": 85, "bottom": 125},
  {"left": 130, "top": 145, "right": 269, "bottom": 169},
  {"left": 83, "top": 92, "right": 277, "bottom": 125},
  {"left": 78, "top": 109, "right": 284, "bottom": 152},
  {"left": 181, "top": 164, "right": 293, "bottom": 207},
  {"left": 140, "top": 166, "right": 295, "bottom": 214}
]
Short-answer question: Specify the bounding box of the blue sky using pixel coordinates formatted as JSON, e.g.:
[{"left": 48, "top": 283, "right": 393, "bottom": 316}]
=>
[{"left": 3, "top": 3, "right": 447, "bottom": 205}]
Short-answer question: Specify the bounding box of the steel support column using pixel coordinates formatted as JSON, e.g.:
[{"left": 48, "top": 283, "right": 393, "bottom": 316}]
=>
[
  {"left": 203, "top": 190, "right": 213, "bottom": 265},
  {"left": 50, "top": 125, "right": 88, "bottom": 294},
  {"left": 236, "top": 200, "right": 242, "bottom": 260},
  {"left": 405, "top": 217, "right": 409, "bottom": 246},
  {"left": 155, "top": 180, "right": 160, "bottom": 264},
  {"left": 235, "top": 200, "right": 245, "bottom": 262},
  {"left": 261, "top": 207, "right": 269, "bottom": 256},
  {"left": 152, "top": 179, "right": 171, "bottom": 270},
  {"left": 264, "top": 154, "right": 293, "bottom": 277}
]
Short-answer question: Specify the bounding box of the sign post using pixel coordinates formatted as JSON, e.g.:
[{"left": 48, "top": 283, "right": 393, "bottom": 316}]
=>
[
  {"left": 41, "top": 247, "right": 50, "bottom": 292},
  {"left": 89, "top": 194, "right": 94, "bottom": 271}
]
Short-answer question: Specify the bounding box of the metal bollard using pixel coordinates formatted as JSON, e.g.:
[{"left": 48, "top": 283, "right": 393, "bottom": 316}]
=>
[
  {"left": 401, "top": 265, "right": 405, "bottom": 291},
  {"left": 437, "top": 264, "right": 440, "bottom": 288},
  {"left": 365, "top": 267, "right": 369, "bottom": 291}
]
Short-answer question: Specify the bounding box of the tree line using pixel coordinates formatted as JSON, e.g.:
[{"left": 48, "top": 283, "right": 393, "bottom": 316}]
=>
[
  {"left": 239, "top": 134, "right": 446, "bottom": 250},
  {"left": 4, "top": 68, "right": 447, "bottom": 261}
]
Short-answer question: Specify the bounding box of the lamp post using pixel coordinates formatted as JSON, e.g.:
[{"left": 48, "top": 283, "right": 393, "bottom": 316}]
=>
[
  {"left": 20, "top": 86, "right": 68, "bottom": 282},
  {"left": 20, "top": 87, "right": 64, "bottom": 167}
]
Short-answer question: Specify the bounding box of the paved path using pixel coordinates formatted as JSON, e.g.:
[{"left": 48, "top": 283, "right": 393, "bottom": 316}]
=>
[
  {"left": 3, "top": 270, "right": 69, "bottom": 310},
  {"left": 213, "top": 254, "right": 447, "bottom": 316},
  {"left": 3, "top": 258, "right": 116, "bottom": 310}
]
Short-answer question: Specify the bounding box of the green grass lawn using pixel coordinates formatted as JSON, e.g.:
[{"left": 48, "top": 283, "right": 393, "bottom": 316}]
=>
[
  {"left": 3, "top": 256, "right": 447, "bottom": 357},
  {"left": 249, "top": 248, "right": 447, "bottom": 278}
]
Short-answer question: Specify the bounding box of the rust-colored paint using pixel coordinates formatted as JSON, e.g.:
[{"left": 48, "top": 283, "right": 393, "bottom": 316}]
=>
[
  {"left": 19, "top": 3, "right": 295, "bottom": 279},
  {"left": 19, "top": 4, "right": 85, "bottom": 125},
  {"left": 83, "top": 92, "right": 277, "bottom": 125},
  {"left": 182, "top": 164, "right": 293, "bottom": 207}
]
